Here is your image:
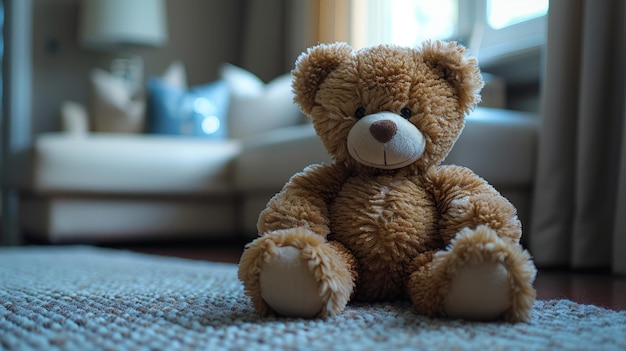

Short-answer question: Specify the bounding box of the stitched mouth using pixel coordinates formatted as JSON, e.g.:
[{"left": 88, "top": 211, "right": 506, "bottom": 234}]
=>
[{"left": 351, "top": 147, "right": 416, "bottom": 169}]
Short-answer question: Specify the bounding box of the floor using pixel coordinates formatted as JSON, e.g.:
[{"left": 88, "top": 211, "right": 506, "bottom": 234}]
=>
[{"left": 119, "top": 241, "right": 626, "bottom": 312}]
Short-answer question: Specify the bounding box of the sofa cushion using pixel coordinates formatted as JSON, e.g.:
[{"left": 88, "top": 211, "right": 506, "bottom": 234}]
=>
[
  {"left": 234, "top": 124, "right": 332, "bottom": 191},
  {"left": 444, "top": 107, "right": 539, "bottom": 186},
  {"left": 20, "top": 195, "right": 236, "bottom": 242},
  {"left": 21, "top": 133, "right": 241, "bottom": 195}
]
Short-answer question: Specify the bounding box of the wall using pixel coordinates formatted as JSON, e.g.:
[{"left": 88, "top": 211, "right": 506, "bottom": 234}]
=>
[{"left": 31, "top": 0, "right": 246, "bottom": 134}]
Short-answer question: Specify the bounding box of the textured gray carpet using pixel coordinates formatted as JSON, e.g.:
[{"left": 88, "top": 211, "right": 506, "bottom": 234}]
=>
[{"left": 1, "top": 246, "right": 625, "bottom": 351}]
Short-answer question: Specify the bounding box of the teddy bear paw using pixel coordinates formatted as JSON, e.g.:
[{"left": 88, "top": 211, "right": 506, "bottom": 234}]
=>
[
  {"left": 259, "top": 246, "right": 324, "bottom": 318},
  {"left": 443, "top": 261, "right": 511, "bottom": 321}
]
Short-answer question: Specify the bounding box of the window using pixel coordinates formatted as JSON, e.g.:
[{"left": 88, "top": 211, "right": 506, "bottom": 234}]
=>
[
  {"left": 487, "top": 0, "right": 549, "bottom": 29},
  {"left": 333, "top": 0, "right": 548, "bottom": 68},
  {"left": 350, "top": 0, "right": 458, "bottom": 49}
]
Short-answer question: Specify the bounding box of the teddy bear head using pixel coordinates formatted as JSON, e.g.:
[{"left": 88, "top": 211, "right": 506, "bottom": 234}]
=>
[{"left": 292, "top": 40, "right": 484, "bottom": 173}]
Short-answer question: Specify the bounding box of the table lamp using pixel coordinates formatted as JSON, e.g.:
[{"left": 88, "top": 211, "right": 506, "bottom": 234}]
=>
[{"left": 79, "top": 0, "right": 168, "bottom": 93}]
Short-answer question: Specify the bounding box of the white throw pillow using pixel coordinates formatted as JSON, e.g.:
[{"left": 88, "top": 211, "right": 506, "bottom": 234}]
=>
[
  {"left": 220, "top": 63, "right": 304, "bottom": 139},
  {"left": 160, "top": 60, "right": 188, "bottom": 89}
]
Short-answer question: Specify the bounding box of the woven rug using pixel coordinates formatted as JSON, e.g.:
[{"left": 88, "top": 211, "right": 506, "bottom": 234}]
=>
[{"left": 1, "top": 246, "right": 625, "bottom": 351}]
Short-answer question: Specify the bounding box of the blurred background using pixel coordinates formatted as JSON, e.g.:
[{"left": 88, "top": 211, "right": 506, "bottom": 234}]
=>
[
  {"left": 0, "top": 0, "right": 624, "bottom": 280},
  {"left": 3, "top": 0, "right": 549, "bottom": 136}
]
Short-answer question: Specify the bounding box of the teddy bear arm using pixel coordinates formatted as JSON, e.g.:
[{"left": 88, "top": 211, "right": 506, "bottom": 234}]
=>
[
  {"left": 428, "top": 165, "right": 522, "bottom": 245},
  {"left": 257, "top": 163, "right": 351, "bottom": 237}
]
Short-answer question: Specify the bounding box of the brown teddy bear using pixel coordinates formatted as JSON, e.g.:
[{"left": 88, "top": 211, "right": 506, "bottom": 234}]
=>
[{"left": 238, "top": 40, "right": 537, "bottom": 322}]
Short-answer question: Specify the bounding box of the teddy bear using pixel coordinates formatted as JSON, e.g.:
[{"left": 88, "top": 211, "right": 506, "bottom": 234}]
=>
[{"left": 238, "top": 40, "right": 537, "bottom": 322}]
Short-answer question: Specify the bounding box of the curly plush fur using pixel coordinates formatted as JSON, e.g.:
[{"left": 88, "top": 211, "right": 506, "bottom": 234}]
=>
[{"left": 238, "top": 41, "right": 536, "bottom": 322}]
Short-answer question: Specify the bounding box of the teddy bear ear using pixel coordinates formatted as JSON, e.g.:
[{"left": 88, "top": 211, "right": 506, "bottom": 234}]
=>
[
  {"left": 292, "top": 42, "right": 354, "bottom": 115},
  {"left": 420, "top": 40, "right": 485, "bottom": 113}
]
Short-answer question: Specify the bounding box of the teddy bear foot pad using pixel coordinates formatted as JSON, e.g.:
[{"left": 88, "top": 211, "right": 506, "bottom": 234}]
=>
[
  {"left": 259, "top": 246, "right": 324, "bottom": 318},
  {"left": 443, "top": 261, "right": 510, "bottom": 320}
]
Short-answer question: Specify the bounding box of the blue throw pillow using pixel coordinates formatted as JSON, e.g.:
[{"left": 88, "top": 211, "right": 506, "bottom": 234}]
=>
[{"left": 146, "top": 78, "right": 230, "bottom": 138}]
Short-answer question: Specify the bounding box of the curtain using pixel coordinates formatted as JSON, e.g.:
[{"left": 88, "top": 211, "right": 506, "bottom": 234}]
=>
[
  {"left": 530, "top": 0, "right": 626, "bottom": 274},
  {"left": 236, "top": 0, "right": 319, "bottom": 82}
]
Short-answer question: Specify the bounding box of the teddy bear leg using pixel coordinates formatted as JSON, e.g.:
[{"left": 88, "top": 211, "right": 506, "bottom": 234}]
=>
[
  {"left": 408, "top": 225, "right": 536, "bottom": 322},
  {"left": 238, "top": 227, "right": 356, "bottom": 318}
]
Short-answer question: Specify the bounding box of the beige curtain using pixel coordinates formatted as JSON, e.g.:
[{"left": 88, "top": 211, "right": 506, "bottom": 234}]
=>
[{"left": 530, "top": 0, "right": 626, "bottom": 274}]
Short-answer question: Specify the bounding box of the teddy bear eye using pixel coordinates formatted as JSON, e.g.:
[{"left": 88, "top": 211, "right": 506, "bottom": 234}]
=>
[
  {"left": 400, "top": 107, "right": 412, "bottom": 119},
  {"left": 355, "top": 107, "right": 367, "bottom": 119}
]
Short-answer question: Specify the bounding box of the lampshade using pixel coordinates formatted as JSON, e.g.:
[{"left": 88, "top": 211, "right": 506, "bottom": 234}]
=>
[{"left": 79, "top": 0, "right": 168, "bottom": 50}]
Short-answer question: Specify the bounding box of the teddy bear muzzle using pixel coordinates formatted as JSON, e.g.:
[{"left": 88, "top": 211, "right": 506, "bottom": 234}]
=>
[{"left": 347, "top": 112, "right": 425, "bottom": 170}]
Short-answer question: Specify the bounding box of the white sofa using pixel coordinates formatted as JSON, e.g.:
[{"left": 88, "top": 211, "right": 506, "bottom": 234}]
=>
[{"left": 7, "top": 106, "right": 538, "bottom": 243}]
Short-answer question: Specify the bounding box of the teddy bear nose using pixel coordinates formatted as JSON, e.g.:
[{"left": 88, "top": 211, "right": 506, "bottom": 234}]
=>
[{"left": 369, "top": 120, "right": 397, "bottom": 143}]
